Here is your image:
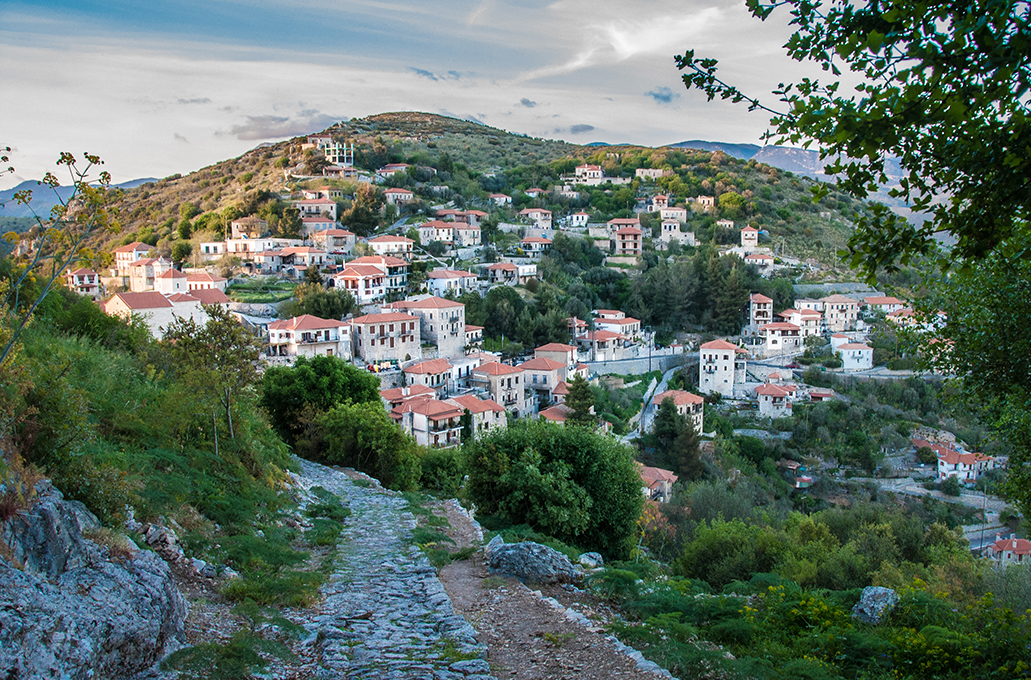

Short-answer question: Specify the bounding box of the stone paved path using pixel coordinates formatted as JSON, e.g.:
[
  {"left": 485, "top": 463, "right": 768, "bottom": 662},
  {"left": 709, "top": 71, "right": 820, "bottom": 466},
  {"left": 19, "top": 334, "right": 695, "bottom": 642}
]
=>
[{"left": 297, "top": 458, "right": 494, "bottom": 680}]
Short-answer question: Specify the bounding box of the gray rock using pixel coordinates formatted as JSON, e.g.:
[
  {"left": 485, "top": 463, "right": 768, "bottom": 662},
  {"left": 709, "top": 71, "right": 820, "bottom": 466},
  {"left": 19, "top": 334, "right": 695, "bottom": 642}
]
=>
[
  {"left": 487, "top": 541, "right": 579, "bottom": 584},
  {"left": 485, "top": 534, "right": 504, "bottom": 557},
  {"left": 851, "top": 586, "right": 899, "bottom": 625},
  {"left": 0, "top": 483, "right": 186, "bottom": 679},
  {"left": 579, "top": 552, "right": 604, "bottom": 568}
]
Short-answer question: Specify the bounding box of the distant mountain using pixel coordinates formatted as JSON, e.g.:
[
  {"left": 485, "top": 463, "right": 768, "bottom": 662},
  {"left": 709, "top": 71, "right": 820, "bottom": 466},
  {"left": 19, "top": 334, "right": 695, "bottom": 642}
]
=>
[
  {"left": 0, "top": 178, "right": 159, "bottom": 218},
  {"left": 668, "top": 140, "right": 762, "bottom": 160}
]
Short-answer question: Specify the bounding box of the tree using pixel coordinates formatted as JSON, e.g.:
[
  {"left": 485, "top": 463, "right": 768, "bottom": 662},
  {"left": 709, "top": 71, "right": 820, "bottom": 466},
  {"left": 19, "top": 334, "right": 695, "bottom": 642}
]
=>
[
  {"left": 314, "top": 401, "right": 421, "bottom": 490},
  {"left": 463, "top": 421, "right": 644, "bottom": 558},
  {"left": 163, "top": 304, "right": 264, "bottom": 440},
  {"left": 677, "top": 0, "right": 1031, "bottom": 278},
  {"left": 564, "top": 374, "right": 596, "bottom": 427},
  {"left": 260, "top": 354, "right": 380, "bottom": 445},
  {"left": 171, "top": 240, "right": 193, "bottom": 266},
  {"left": 280, "top": 283, "right": 356, "bottom": 320},
  {"left": 1, "top": 152, "right": 119, "bottom": 367}
]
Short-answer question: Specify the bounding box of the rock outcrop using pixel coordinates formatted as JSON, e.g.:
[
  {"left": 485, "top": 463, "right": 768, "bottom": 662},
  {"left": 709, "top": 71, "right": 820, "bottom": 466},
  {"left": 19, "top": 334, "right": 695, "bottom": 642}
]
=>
[
  {"left": 851, "top": 586, "right": 899, "bottom": 625},
  {"left": 485, "top": 536, "right": 579, "bottom": 584},
  {"left": 0, "top": 480, "right": 186, "bottom": 679}
]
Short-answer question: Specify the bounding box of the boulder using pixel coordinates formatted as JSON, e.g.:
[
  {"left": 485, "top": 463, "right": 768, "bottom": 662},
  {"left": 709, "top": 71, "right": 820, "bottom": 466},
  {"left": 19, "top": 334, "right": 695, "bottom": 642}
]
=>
[
  {"left": 486, "top": 537, "right": 579, "bottom": 584},
  {"left": 579, "top": 552, "right": 604, "bottom": 569},
  {"left": 0, "top": 480, "right": 186, "bottom": 679},
  {"left": 851, "top": 586, "right": 899, "bottom": 625}
]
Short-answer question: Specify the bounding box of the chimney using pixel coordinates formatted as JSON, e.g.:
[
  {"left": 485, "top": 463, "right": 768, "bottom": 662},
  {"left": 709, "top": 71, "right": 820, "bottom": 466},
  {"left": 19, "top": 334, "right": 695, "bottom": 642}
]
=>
[{"left": 1012, "top": 533, "right": 1018, "bottom": 540}]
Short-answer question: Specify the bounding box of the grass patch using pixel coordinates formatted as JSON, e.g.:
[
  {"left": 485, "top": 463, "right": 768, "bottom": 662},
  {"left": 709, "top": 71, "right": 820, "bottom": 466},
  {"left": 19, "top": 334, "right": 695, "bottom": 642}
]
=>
[
  {"left": 306, "top": 518, "right": 343, "bottom": 546},
  {"left": 352, "top": 479, "right": 373, "bottom": 488},
  {"left": 482, "top": 576, "right": 507, "bottom": 590}
]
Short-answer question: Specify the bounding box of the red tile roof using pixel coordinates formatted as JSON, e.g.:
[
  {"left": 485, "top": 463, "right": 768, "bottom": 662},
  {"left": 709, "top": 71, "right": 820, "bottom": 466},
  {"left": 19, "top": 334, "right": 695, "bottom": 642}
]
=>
[
  {"left": 652, "top": 390, "right": 704, "bottom": 407},
  {"left": 268, "top": 314, "right": 349, "bottom": 331},
  {"left": 404, "top": 358, "right": 453, "bottom": 375},
  {"left": 474, "top": 361, "right": 522, "bottom": 376},
  {"left": 350, "top": 311, "right": 419, "bottom": 324}
]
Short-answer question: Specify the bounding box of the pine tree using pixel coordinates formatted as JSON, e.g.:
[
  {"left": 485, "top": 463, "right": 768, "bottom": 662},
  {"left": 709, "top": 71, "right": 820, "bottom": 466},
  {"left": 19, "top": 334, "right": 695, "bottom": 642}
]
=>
[{"left": 565, "top": 374, "right": 597, "bottom": 427}]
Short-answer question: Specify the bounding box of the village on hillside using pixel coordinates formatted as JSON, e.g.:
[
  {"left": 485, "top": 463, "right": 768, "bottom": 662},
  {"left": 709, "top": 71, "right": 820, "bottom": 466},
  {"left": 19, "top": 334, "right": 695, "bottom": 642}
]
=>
[{"left": 44, "top": 133, "right": 1022, "bottom": 568}]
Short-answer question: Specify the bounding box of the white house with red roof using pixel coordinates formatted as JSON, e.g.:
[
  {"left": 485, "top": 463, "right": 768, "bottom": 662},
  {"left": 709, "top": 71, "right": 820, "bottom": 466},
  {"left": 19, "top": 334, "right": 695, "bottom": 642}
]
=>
[
  {"left": 472, "top": 362, "right": 527, "bottom": 416},
  {"left": 129, "top": 257, "right": 173, "bottom": 292},
  {"left": 267, "top": 314, "right": 351, "bottom": 360},
  {"left": 864, "top": 296, "right": 907, "bottom": 314},
  {"left": 64, "top": 267, "right": 102, "bottom": 299},
  {"left": 155, "top": 268, "right": 188, "bottom": 295},
  {"left": 186, "top": 272, "right": 228, "bottom": 292},
  {"left": 486, "top": 262, "right": 537, "bottom": 286},
  {"left": 760, "top": 322, "right": 803, "bottom": 356},
  {"left": 376, "top": 163, "right": 411, "bottom": 178},
  {"left": 755, "top": 382, "right": 793, "bottom": 418},
  {"left": 820, "top": 294, "right": 860, "bottom": 332},
  {"left": 524, "top": 187, "right": 546, "bottom": 198},
  {"left": 575, "top": 164, "right": 603, "bottom": 181},
  {"left": 111, "top": 242, "right": 152, "bottom": 277},
  {"left": 570, "top": 212, "right": 590, "bottom": 227},
  {"left": 351, "top": 311, "right": 421, "bottom": 366},
  {"left": 311, "top": 228, "right": 356, "bottom": 254},
  {"left": 651, "top": 194, "right": 669, "bottom": 210},
  {"left": 593, "top": 310, "right": 642, "bottom": 340},
  {"left": 988, "top": 535, "right": 1031, "bottom": 566},
  {"left": 912, "top": 437, "right": 996, "bottom": 482},
  {"left": 387, "top": 296, "right": 466, "bottom": 358},
  {"left": 384, "top": 187, "right": 414, "bottom": 205},
  {"left": 403, "top": 358, "right": 454, "bottom": 397},
  {"left": 447, "top": 394, "right": 507, "bottom": 435},
  {"left": 534, "top": 343, "right": 580, "bottom": 374},
  {"left": 611, "top": 226, "right": 643, "bottom": 258},
  {"left": 102, "top": 290, "right": 226, "bottom": 339},
  {"left": 294, "top": 197, "right": 337, "bottom": 220},
  {"left": 836, "top": 342, "right": 874, "bottom": 371},
  {"left": 777, "top": 308, "right": 822, "bottom": 337},
  {"left": 659, "top": 206, "right": 688, "bottom": 223},
  {"left": 426, "top": 269, "right": 477, "bottom": 297},
  {"left": 749, "top": 293, "right": 773, "bottom": 328},
  {"left": 349, "top": 255, "right": 409, "bottom": 294},
  {"left": 518, "top": 208, "right": 552, "bottom": 229},
  {"left": 700, "top": 339, "right": 748, "bottom": 397},
  {"left": 637, "top": 462, "right": 678, "bottom": 503},
  {"left": 518, "top": 357, "right": 566, "bottom": 403},
  {"left": 453, "top": 223, "right": 481, "bottom": 247},
  {"left": 745, "top": 253, "right": 774, "bottom": 275},
  {"left": 379, "top": 384, "right": 436, "bottom": 409},
  {"left": 417, "top": 220, "right": 455, "bottom": 245},
  {"left": 520, "top": 236, "right": 552, "bottom": 258},
  {"left": 391, "top": 397, "right": 463, "bottom": 449},
  {"left": 489, "top": 193, "right": 512, "bottom": 206},
  {"left": 652, "top": 390, "right": 704, "bottom": 434},
  {"left": 740, "top": 226, "right": 759, "bottom": 249},
  {"left": 332, "top": 265, "right": 386, "bottom": 304},
  {"left": 366, "top": 235, "right": 414, "bottom": 260},
  {"left": 577, "top": 329, "right": 629, "bottom": 362}
]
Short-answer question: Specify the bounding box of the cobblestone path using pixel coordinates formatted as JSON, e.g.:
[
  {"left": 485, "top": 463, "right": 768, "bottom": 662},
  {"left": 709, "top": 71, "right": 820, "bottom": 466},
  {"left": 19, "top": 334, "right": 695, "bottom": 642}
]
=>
[{"left": 297, "top": 458, "right": 494, "bottom": 680}]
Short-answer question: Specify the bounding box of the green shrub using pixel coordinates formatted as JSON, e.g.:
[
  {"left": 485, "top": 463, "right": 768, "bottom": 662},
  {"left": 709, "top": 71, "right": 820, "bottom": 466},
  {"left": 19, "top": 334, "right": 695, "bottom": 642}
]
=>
[
  {"left": 420, "top": 448, "right": 464, "bottom": 497},
  {"left": 941, "top": 476, "right": 962, "bottom": 496}
]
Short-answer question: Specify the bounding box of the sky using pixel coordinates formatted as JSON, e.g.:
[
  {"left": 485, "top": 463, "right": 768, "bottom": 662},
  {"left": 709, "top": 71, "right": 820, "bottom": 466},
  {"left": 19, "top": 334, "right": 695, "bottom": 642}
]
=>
[{"left": 0, "top": 0, "right": 806, "bottom": 190}]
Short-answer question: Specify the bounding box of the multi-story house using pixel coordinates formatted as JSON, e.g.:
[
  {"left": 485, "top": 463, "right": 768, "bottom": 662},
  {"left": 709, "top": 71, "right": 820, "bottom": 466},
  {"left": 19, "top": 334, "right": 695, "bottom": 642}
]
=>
[
  {"left": 417, "top": 220, "right": 455, "bottom": 245},
  {"left": 755, "top": 382, "right": 793, "bottom": 418},
  {"left": 367, "top": 235, "right": 414, "bottom": 260},
  {"left": 518, "top": 208, "right": 552, "bottom": 229},
  {"left": 759, "top": 322, "right": 802, "bottom": 356},
  {"left": 111, "top": 242, "right": 152, "bottom": 277},
  {"left": 820, "top": 294, "right": 860, "bottom": 332},
  {"left": 486, "top": 262, "right": 537, "bottom": 286},
  {"left": 186, "top": 272, "right": 228, "bottom": 292},
  {"left": 392, "top": 397, "right": 463, "bottom": 449},
  {"left": 349, "top": 255, "right": 409, "bottom": 295},
  {"left": 230, "top": 216, "right": 269, "bottom": 240},
  {"left": 740, "top": 226, "right": 759, "bottom": 249},
  {"left": 403, "top": 358, "right": 454, "bottom": 397},
  {"left": 699, "top": 339, "right": 747, "bottom": 397},
  {"left": 776, "top": 308, "right": 822, "bottom": 337},
  {"left": 453, "top": 223, "right": 481, "bottom": 247},
  {"left": 384, "top": 187, "right": 414, "bottom": 205},
  {"left": 611, "top": 226, "right": 643, "bottom": 258},
  {"left": 426, "top": 269, "right": 477, "bottom": 297},
  {"left": 351, "top": 311, "right": 421, "bottom": 366},
  {"left": 593, "top": 309, "right": 642, "bottom": 340},
  {"left": 387, "top": 296, "right": 466, "bottom": 358},
  {"left": 447, "top": 394, "right": 507, "bottom": 436},
  {"left": 517, "top": 357, "right": 565, "bottom": 404},
  {"left": 266, "top": 314, "right": 351, "bottom": 360},
  {"left": 129, "top": 257, "right": 173, "bottom": 292},
  {"left": 332, "top": 265, "right": 386, "bottom": 303},
  {"left": 311, "top": 228, "right": 356, "bottom": 254},
  {"left": 651, "top": 389, "right": 704, "bottom": 434},
  {"left": 472, "top": 362, "right": 527, "bottom": 417},
  {"left": 519, "top": 236, "right": 552, "bottom": 258},
  {"left": 749, "top": 293, "right": 773, "bottom": 328},
  {"left": 836, "top": 342, "right": 874, "bottom": 371},
  {"left": 64, "top": 267, "right": 102, "bottom": 299}
]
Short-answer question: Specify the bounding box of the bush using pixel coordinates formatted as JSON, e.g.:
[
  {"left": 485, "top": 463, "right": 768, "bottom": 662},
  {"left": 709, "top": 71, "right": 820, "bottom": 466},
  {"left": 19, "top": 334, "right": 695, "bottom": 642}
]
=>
[
  {"left": 463, "top": 421, "right": 644, "bottom": 559},
  {"left": 916, "top": 446, "right": 937, "bottom": 464},
  {"left": 312, "top": 402, "right": 421, "bottom": 491},
  {"left": 420, "top": 448, "right": 464, "bottom": 497},
  {"left": 941, "top": 476, "right": 962, "bottom": 496}
]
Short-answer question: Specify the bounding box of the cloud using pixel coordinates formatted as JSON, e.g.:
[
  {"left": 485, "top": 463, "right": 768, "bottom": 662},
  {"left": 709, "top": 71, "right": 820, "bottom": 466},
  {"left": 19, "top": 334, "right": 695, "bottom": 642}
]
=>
[
  {"left": 176, "top": 97, "right": 211, "bottom": 105},
  {"left": 569, "top": 124, "right": 595, "bottom": 134},
  {"left": 519, "top": 98, "right": 537, "bottom": 108},
  {"left": 174, "top": 133, "right": 189, "bottom": 143},
  {"left": 409, "top": 67, "right": 461, "bottom": 81},
  {"left": 646, "top": 86, "right": 678, "bottom": 104},
  {"left": 223, "top": 111, "right": 341, "bottom": 141}
]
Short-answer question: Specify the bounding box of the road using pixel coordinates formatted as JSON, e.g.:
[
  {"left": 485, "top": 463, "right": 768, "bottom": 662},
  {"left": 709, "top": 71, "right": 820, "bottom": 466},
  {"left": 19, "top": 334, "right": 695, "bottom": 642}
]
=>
[{"left": 622, "top": 364, "right": 680, "bottom": 443}]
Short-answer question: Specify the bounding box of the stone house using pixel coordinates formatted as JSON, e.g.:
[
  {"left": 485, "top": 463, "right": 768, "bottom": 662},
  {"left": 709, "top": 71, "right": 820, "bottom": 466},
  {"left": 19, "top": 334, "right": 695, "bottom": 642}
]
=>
[
  {"left": 267, "top": 314, "right": 351, "bottom": 360},
  {"left": 699, "top": 339, "right": 747, "bottom": 397},
  {"left": 351, "top": 311, "right": 421, "bottom": 366}
]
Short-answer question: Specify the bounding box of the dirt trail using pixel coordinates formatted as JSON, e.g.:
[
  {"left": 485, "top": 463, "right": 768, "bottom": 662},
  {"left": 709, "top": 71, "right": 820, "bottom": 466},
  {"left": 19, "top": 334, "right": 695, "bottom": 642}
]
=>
[{"left": 432, "top": 502, "right": 670, "bottom": 680}]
